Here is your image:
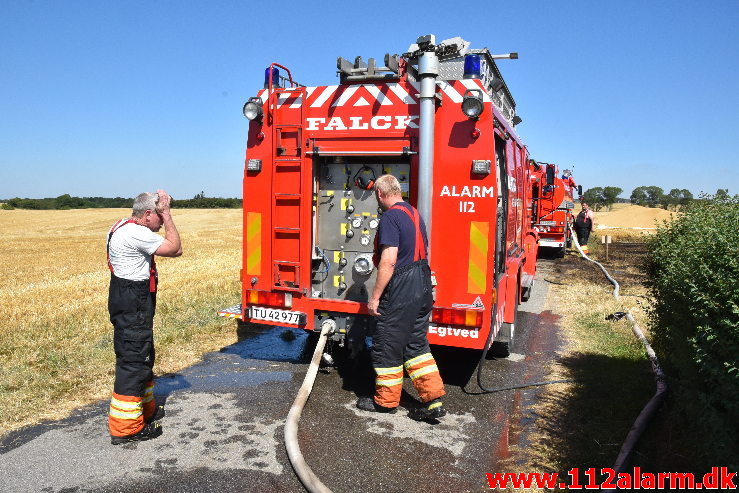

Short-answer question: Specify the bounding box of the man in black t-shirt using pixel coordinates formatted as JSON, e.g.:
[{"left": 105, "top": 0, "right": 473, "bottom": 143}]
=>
[
  {"left": 574, "top": 201, "right": 595, "bottom": 255},
  {"left": 357, "top": 174, "right": 446, "bottom": 422}
]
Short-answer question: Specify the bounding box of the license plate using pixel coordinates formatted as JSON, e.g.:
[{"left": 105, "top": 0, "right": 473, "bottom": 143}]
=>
[{"left": 248, "top": 306, "right": 305, "bottom": 325}]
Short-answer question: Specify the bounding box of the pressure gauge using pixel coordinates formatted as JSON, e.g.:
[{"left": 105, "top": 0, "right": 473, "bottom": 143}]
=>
[
  {"left": 369, "top": 218, "right": 379, "bottom": 229},
  {"left": 360, "top": 236, "right": 370, "bottom": 246},
  {"left": 352, "top": 217, "right": 362, "bottom": 228}
]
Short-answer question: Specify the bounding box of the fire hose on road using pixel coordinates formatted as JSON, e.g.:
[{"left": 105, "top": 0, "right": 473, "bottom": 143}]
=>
[
  {"left": 570, "top": 226, "right": 668, "bottom": 473},
  {"left": 284, "top": 324, "right": 334, "bottom": 493}
]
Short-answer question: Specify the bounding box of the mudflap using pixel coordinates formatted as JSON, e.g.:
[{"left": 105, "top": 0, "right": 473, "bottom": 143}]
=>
[{"left": 520, "top": 274, "right": 535, "bottom": 303}]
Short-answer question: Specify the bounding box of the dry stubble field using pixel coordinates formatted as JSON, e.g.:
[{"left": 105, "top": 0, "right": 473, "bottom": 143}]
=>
[{"left": 0, "top": 208, "right": 242, "bottom": 437}]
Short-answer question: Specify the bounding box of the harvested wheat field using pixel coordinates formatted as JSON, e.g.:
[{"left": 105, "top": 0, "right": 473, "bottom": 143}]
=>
[
  {"left": 0, "top": 208, "right": 242, "bottom": 437},
  {"left": 594, "top": 203, "right": 675, "bottom": 230}
]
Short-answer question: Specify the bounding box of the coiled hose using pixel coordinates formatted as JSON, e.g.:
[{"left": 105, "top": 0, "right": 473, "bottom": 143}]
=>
[
  {"left": 284, "top": 325, "right": 334, "bottom": 493},
  {"left": 570, "top": 226, "right": 667, "bottom": 473}
]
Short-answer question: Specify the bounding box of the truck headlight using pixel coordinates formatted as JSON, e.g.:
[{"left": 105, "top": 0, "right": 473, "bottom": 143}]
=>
[
  {"left": 243, "top": 97, "right": 263, "bottom": 121},
  {"left": 461, "top": 89, "right": 484, "bottom": 119}
]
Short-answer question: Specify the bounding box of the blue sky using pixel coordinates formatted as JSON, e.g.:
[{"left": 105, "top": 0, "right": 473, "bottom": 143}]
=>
[{"left": 1, "top": 1, "right": 737, "bottom": 199}]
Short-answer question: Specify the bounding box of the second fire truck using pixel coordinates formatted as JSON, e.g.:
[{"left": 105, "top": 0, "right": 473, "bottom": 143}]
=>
[
  {"left": 226, "top": 35, "right": 540, "bottom": 359},
  {"left": 530, "top": 162, "right": 581, "bottom": 257}
]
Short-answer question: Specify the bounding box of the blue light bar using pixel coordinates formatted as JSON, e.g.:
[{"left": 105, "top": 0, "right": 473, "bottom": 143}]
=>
[
  {"left": 463, "top": 54, "right": 481, "bottom": 79},
  {"left": 264, "top": 67, "right": 280, "bottom": 89}
]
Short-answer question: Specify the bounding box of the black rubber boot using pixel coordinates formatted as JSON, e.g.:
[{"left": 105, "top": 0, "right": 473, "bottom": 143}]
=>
[
  {"left": 111, "top": 421, "right": 163, "bottom": 445},
  {"left": 145, "top": 405, "right": 165, "bottom": 423},
  {"left": 356, "top": 397, "right": 397, "bottom": 414},
  {"left": 408, "top": 398, "right": 446, "bottom": 422}
]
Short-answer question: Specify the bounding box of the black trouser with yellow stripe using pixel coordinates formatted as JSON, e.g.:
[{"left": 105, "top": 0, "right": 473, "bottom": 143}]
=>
[
  {"left": 108, "top": 275, "right": 158, "bottom": 437},
  {"left": 371, "top": 259, "right": 445, "bottom": 408}
]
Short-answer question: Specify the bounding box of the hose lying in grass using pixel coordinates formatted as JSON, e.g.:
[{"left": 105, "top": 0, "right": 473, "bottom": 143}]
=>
[{"left": 570, "top": 226, "right": 667, "bottom": 473}]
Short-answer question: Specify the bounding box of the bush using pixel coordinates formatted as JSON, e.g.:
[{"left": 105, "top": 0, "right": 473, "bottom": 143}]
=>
[
  {"left": 171, "top": 197, "right": 241, "bottom": 208},
  {"left": 646, "top": 194, "right": 739, "bottom": 467}
]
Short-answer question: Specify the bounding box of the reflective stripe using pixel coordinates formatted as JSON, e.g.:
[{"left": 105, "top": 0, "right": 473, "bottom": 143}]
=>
[
  {"left": 468, "top": 221, "right": 489, "bottom": 294},
  {"left": 109, "top": 407, "right": 142, "bottom": 420},
  {"left": 109, "top": 404, "right": 142, "bottom": 416},
  {"left": 246, "top": 212, "right": 262, "bottom": 275},
  {"left": 404, "top": 353, "right": 433, "bottom": 369},
  {"left": 408, "top": 365, "right": 439, "bottom": 381},
  {"left": 111, "top": 397, "right": 143, "bottom": 412},
  {"left": 142, "top": 393, "right": 154, "bottom": 404},
  {"left": 375, "top": 365, "right": 403, "bottom": 376},
  {"left": 375, "top": 377, "right": 403, "bottom": 387},
  {"left": 428, "top": 401, "right": 443, "bottom": 410}
]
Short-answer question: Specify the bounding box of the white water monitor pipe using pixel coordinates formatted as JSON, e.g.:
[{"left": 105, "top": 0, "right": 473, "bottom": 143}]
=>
[{"left": 417, "top": 50, "right": 438, "bottom": 254}]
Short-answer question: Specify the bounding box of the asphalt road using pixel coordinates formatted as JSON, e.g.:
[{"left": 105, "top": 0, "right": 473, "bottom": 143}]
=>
[{"left": 0, "top": 261, "right": 563, "bottom": 493}]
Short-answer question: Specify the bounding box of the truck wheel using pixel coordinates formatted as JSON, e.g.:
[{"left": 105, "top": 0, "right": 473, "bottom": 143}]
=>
[{"left": 558, "top": 240, "right": 567, "bottom": 258}]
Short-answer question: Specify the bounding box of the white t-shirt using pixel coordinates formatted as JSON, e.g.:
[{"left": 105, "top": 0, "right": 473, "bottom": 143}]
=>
[{"left": 108, "top": 220, "right": 164, "bottom": 281}]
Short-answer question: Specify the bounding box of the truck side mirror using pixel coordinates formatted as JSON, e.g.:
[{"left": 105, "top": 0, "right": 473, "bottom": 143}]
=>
[
  {"left": 578, "top": 185, "right": 583, "bottom": 196},
  {"left": 545, "top": 165, "right": 555, "bottom": 186}
]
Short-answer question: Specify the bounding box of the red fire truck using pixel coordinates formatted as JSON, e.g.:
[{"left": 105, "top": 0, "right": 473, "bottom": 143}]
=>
[
  {"left": 530, "top": 162, "right": 581, "bottom": 257},
  {"left": 222, "top": 35, "right": 539, "bottom": 357}
]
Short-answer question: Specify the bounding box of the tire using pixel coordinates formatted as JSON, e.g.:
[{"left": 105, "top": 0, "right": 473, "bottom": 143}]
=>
[{"left": 557, "top": 240, "right": 566, "bottom": 258}]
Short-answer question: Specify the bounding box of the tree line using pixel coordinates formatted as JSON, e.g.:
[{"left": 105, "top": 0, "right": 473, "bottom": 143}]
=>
[
  {"left": 580, "top": 187, "right": 623, "bottom": 211},
  {"left": 580, "top": 186, "right": 731, "bottom": 212},
  {"left": 629, "top": 186, "right": 695, "bottom": 210},
  {"left": 0, "top": 193, "right": 241, "bottom": 210}
]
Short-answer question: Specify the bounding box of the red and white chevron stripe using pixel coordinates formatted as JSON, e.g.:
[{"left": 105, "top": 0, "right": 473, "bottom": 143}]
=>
[{"left": 255, "top": 80, "right": 489, "bottom": 110}]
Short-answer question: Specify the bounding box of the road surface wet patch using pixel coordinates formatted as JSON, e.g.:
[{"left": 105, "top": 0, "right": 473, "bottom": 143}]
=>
[
  {"left": 224, "top": 324, "right": 312, "bottom": 362},
  {"left": 153, "top": 325, "right": 307, "bottom": 398},
  {"left": 0, "top": 393, "right": 285, "bottom": 493},
  {"left": 345, "top": 402, "right": 477, "bottom": 460},
  {"left": 496, "top": 309, "right": 564, "bottom": 469}
]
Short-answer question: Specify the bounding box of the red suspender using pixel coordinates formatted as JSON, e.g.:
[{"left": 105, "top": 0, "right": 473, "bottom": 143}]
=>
[
  {"left": 107, "top": 219, "right": 137, "bottom": 273},
  {"left": 107, "top": 219, "right": 158, "bottom": 292},
  {"left": 149, "top": 259, "right": 157, "bottom": 293},
  {"left": 389, "top": 204, "right": 427, "bottom": 261}
]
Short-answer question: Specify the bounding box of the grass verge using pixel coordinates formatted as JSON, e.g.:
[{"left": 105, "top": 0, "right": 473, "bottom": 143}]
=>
[{"left": 504, "top": 237, "right": 659, "bottom": 478}]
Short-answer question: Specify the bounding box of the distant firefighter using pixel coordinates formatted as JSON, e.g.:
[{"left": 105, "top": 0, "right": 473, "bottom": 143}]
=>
[{"left": 574, "top": 201, "right": 595, "bottom": 255}]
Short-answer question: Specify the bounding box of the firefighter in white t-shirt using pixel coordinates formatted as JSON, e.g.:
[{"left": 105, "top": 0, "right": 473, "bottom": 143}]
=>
[{"left": 106, "top": 190, "right": 182, "bottom": 445}]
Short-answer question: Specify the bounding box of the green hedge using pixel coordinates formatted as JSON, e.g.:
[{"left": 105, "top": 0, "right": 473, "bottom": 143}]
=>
[{"left": 646, "top": 194, "right": 739, "bottom": 467}]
